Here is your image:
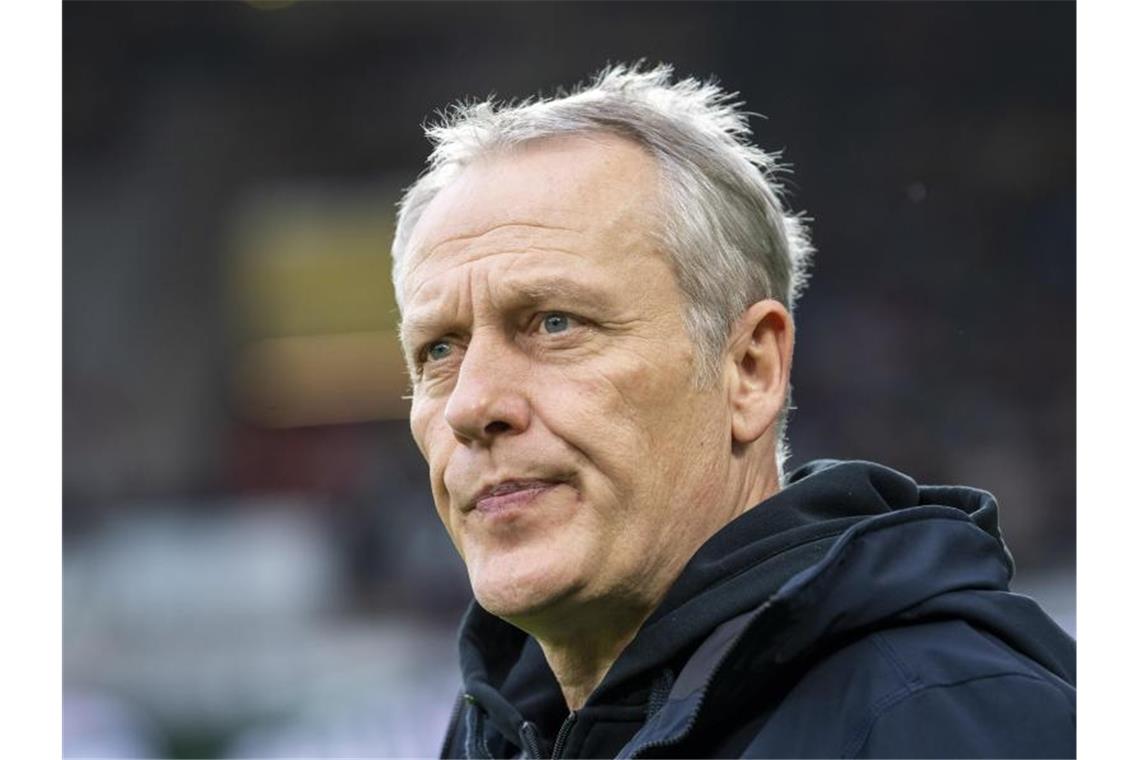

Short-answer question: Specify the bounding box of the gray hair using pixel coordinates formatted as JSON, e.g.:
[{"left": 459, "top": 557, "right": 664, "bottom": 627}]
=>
[{"left": 391, "top": 63, "right": 814, "bottom": 475}]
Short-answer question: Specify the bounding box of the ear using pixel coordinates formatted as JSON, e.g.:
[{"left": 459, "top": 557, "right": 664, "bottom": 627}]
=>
[{"left": 724, "top": 300, "right": 794, "bottom": 446}]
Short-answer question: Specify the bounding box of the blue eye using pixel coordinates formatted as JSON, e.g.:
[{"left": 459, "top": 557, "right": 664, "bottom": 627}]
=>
[
  {"left": 426, "top": 341, "right": 452, "bottom": 361},
  {"left": 542, "top": 313, "right": 571, "bottom": 334}
]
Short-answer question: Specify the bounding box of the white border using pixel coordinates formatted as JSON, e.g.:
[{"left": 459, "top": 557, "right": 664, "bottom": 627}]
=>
[
  {"left": 1077, "top": 0, "right": 1138, "bottom": 755},
  {"left": 3, "top": 0, "right": 62, "bottom": 756},
  {"left": 32, "top": 1, "right": 1111, "bottom": 756}
]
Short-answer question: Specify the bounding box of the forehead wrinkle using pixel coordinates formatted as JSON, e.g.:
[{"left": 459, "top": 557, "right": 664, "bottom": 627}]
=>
[
  {"left": 494, "top": 272, "right": 619, "bottom": 313},
  {"left": 424, "top": 220, "right": 578, "bottom": 254},
  {"left": 401, "top": 243, "right": 593, "bottom": 317},
  {"left": 404, "top": 220, "right": 583, "bottom": 286}
]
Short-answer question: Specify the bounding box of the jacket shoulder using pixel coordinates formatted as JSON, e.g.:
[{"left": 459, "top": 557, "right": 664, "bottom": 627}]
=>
[
  {"left": 852, "top": 620, "right": 1074, "bottom": 757},
  {"left": 850, "top": 670, "right": 1075, "bottom": 758},
  {"left": 738, "top": 619, "right": 1075, "bottom": 758}
]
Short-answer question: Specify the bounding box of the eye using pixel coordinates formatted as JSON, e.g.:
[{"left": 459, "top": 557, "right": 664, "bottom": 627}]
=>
[
  {"left": 540, "top": 312, "right": 572, "bottom": 334},
  {"left": 425, "top": 341, "right": 453, "bottom": 362}
]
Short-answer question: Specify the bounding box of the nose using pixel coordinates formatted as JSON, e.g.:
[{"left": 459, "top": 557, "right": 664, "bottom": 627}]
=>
[{"left": 443, "top": 333, "right": 531, "bottom": 445}]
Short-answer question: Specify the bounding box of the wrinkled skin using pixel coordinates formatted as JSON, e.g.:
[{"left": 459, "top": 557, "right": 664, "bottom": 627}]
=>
[{"left": 398, "top": 133, "right": 787, "bottom": 705}]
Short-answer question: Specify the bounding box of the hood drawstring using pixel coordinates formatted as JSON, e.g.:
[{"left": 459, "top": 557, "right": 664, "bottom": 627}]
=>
[
  {"left": 463, "top": 696, "right": 493, "bottom": 759},
  {"left": 518, "top": 720, "right": 542, "bottom": 759},
  {"left": 646, "top": 668, "right": 676, "bottom": 721}
]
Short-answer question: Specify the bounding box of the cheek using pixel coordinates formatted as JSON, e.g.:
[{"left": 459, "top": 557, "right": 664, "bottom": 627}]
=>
[
  {"left": 593, "top": 354, "right": 700, "bottom": 436},
  {"left": 542, "top": 356, "right": 699, "bottom": 485},
  {"left": 408, "top": 395, "right": 433, "bottom": 456},
  {"left": 410, "top": 400, "right": 458, "bottom": 517},
  {"left": 410, "top": 395, "right": 451, "bottom": 463}
]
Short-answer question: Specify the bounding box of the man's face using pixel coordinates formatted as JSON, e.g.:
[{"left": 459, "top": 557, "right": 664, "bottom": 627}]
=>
[{"left": 399, "top": 134, "right": 735, "bottom": 624}]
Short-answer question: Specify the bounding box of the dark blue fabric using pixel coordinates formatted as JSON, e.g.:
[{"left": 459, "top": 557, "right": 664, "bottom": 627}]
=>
[{"left": 443, "top": 460, "right": 1076, "bottom": 759}]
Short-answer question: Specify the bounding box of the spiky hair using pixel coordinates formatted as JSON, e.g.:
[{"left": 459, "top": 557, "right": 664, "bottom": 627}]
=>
[{"left": 392, "top": 62, "right": 814, "bottom": 475}]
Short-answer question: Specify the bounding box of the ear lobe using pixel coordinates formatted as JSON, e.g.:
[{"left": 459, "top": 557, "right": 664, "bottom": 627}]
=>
[{"left": 727, "top": 300, "right": 794, "bottom": 446}]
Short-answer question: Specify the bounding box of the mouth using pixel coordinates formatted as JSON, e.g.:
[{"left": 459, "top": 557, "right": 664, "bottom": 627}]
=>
[{"left": 467, "top": 478, "right": 566, "bottom": 515}]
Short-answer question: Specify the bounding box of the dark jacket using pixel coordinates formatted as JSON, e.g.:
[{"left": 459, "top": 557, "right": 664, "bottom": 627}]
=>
[{"left": 443, "top": 460, "right": 1076, "bottom": 759}]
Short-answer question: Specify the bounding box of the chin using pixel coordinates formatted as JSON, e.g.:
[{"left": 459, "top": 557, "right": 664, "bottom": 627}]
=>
[{"left": 468, "top": 555, "right": 582, "bottom": 622}]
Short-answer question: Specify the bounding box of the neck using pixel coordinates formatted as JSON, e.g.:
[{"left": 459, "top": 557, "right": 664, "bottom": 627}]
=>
[
  {"left": 523, "top": 453, "right": 783, "bottom": 711},
  {"left": 537, "top": 614, "right": 647, "bottom": 710},
  {"left": 506, "top": 587, "right": 656, "bottom": 710},
  {"left": 738, "top": 453, "right": 783, "bottom": 520}
]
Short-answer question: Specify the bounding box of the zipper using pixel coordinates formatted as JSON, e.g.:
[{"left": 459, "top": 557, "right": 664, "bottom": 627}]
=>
[
  {"left": 518, "top": 721, "right": 542, "bottom": 760},
  {"left": 550, "top": 711, "right": 578, "bottom": 759},
  {"left": 624, "top": 674, "right": 709, "bottom": 758},
  {"left": 460, "top": 693, "right": 493, "bottom": 760},
  {"left": 624, "top": 602, "right": 774, "bottom": 759}
]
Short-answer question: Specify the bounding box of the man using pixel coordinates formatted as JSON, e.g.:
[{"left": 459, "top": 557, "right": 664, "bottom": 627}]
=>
[{"left": 391, "top": 64, "right": 1076, "bottom": 758}]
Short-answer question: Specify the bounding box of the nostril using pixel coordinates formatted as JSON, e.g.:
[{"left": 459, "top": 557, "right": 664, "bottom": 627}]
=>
[{"left": 484, "top": 420, "right": 511, "bottom": 435}]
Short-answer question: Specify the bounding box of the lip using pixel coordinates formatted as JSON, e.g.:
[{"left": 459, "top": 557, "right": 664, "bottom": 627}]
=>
[{"left": 467, "top": 478, "right": 564, "bottom": 515}]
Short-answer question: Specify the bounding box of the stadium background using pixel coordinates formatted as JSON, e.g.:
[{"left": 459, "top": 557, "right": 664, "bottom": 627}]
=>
[{"left": 63, "top": 2, "right": 1075, "bottom": 757}]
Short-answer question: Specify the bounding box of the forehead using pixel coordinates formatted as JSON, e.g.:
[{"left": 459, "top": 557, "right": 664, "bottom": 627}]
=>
[{"left": 401, "top": 133, "right": 664, "bottom": 292}]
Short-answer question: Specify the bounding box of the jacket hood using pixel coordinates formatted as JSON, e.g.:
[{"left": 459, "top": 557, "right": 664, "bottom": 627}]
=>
[{"left": 452, "top": 460, "right": 1071, "bottom": 758}]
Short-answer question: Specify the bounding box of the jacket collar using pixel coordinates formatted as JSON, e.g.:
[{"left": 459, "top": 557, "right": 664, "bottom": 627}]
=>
[{"left": 455, "top": 460, "right": 1017, "bottom": 757}]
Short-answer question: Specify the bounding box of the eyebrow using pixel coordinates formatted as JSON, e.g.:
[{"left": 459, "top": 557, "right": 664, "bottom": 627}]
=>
[
  {"left": 508, "top": 277, "right": 609, "bottom": 305},
  {"left": 399, "top": 277, "right": 613, "bottom": 348}
]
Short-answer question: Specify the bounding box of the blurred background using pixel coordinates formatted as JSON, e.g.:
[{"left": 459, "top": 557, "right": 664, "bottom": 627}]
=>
[{"left": 63, "top": 2, "right": 1074, "bottom": 757}]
